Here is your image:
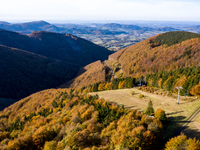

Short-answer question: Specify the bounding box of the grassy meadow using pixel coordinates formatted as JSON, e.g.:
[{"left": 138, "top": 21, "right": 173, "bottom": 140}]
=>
[{"left": 90, "top": 88, "right": 200, "bottom": 139}]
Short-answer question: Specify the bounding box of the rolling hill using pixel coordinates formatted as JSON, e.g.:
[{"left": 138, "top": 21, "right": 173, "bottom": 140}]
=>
[
  {"left": 0, "top": 88, "right": 165, "bottom": 150},
  {"left": 0, "top": 21, "right": 63, "bottom": 34},
  {"left": 61, "top": 31, "right": 200, "bottom": 92},
  {"left": 0, "top": 21, "right": 126, "bottom": 35},
  {"left": 109, "top": 31, "right": 200, "bottom": 77},
  {"left": 0, "top": 45, "right": 78, "bottom": 101},
  {"left": 0, "top": 29, "right": 112, "bottom": 66},
  {"left": 0, "top": 29, "right": 112, "bottom": 107}
]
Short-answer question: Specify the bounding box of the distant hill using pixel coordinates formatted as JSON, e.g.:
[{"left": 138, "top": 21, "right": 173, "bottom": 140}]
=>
[
  {"left": 0, "top": 29, "right": 112, "bottom": 66},
  {"left": 0, "top": 45, "right": 78, "bottom": 101},
  {"left": 155, "top": 27, "right": 179, "bottom": 32},
  {"left": 0, "top": 21, "right": 63, "bottom": 34},
  {"left": 102, "top": 23, "right": 142, "bottom": 30},
  {"left": 0, "top": 21, "right": 126, "bottom": 35},
  {"left": 0, "top": 21, "right": 10, "bottom": 25}
]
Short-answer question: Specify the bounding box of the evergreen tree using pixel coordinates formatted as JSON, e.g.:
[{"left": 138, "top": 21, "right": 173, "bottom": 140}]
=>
[{"left": 144, "top": 100, "right": 154, "bottom": 115}]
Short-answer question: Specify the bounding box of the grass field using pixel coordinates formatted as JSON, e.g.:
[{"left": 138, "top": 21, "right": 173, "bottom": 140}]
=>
[{"left": 90, "top": 88, "right": 200, "bottom": 139}]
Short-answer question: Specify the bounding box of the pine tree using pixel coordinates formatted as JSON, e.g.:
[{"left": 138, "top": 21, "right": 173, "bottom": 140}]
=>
[{"left": 144, "top": 100, "right": 154, "bottom": 115}]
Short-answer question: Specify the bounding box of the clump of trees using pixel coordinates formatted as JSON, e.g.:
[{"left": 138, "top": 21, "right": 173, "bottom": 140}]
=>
[
  {"left": 153, "top": 31, "right": 200, "bottom": 47},
  {"left": 165, "top": 133, "right": 200, "bottom": 150},
  {"left": 80, "top": 76, "right": 137, "bottom": 93},
  {"left": 146, "top": 65, "right": 200, "bottom": 96}
]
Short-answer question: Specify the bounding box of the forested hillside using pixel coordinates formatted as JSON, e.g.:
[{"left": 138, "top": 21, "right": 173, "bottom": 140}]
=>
[
  {"left": 0, "top": 29, "right": 112, "bottom": 104},
  {"left": 0, "top": 29, "right": 112, "bottom": 66},
  {"left": 153, "top": 31, "right": 200, "bottom": 46},
  {"left": 146, "top": 65, "right": 200, "bottom": 96},
  {"left": 109, "top": 31, "right": 200, "bottom": 77},
  {"left": 61, "top": 31, "right": 200, "bottom": 97},
  {"left": 0, "top": 89, "right": 164, "bottom": 150},
  {"left": 60, "top": 60, "right": 106, "bottom": 89},
  {"left": 0, "top": 45, "right": 77, "bottom": 100}
]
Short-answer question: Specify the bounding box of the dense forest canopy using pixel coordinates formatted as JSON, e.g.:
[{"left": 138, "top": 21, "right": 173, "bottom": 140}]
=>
[{"left": 153, "top": 31, "right": 200, "bottom": 46}]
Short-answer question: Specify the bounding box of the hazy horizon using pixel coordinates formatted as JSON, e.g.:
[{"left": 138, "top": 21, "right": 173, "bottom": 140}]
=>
[{"left": 1, "top": 0, "right": 200, "bottom": 22}]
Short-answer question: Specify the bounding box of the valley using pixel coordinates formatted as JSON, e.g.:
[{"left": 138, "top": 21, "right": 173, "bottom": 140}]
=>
[{"left": 1, "top": 20, "right": 200, "bottom": 51}]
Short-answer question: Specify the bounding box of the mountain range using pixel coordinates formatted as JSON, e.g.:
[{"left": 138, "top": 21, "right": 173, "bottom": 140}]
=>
[{"left": 0, "top": 20, "right": 183, "bottom": 35}]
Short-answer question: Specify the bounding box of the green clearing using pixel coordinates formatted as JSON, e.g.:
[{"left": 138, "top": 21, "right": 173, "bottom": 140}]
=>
[{"left": 90, "top": 88, "right": 200, "bottom": 139}]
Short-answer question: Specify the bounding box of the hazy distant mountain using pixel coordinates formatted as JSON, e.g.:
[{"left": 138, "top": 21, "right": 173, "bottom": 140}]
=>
[
  {"left": 102, "top": 23, "right": 142, "bottom": 30},
  {"left": 0, "top": 21, "right": 10, "bottom": 25},
  {"left": 155, "top": 27, "right": 179, "bottom": 31},
  {"left": 0, "top": 21, "right": 64, "bottom": 34},
  {"left": 0, "top": 21, "right": 126, "bottom": 35}
]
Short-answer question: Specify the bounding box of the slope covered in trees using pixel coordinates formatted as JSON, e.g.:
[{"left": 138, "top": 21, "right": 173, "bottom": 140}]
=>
[
  {"left": 0, "top": 45, "right": 77, "bottom": 101},
  {"left": 0, "top": 29, "right": 112, "bottom": 66},
  {"left": 61, "top": 31, "right": 200, "bottom": 96},
  {"left": 0, "top": 29, "right": 112, "bottom": 104},
  {"left": 146, "top": 65, "right": 200, "bottom": 96},
  {"left": 0, "top": 89, "right": 164, "bottom": 150},
  {"left": 60, "top": 60, "right": 106, "bottom": 89},
  {"left": 109, "top": 31, "right": 200, "bottom": 78},
  {"left": 153, "top": 31, "right": 200, "bottom": 47}
]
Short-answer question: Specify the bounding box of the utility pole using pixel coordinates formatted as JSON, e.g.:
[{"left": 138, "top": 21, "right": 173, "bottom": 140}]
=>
[
  {"left": 139, "top": 78, "right": 142, "bottom": 86},
  {"left": 176, "top": 86, "right": 183, "bottom": 104}
]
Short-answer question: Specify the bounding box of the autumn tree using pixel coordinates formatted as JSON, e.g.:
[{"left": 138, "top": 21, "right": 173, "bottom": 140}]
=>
[
  {"left": 144, "top": 100, "right": 154, "bottom": 115},
  {"left": 154, "top": 109, "right": 167, "bottom": 122},
  {"left": 165, "top": 133, "right": 200, "bottom": 150},
  {"left": 190, "top": 81, "right": 200, "bottom": 96},
  {"left": 98, "top": 83, "right": 105, "bottom": 91}
]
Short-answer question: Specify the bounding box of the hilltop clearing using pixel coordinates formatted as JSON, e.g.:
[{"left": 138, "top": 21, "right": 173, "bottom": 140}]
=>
[{"left": 90, "top": 88, "right": 200, "bottom": 139}]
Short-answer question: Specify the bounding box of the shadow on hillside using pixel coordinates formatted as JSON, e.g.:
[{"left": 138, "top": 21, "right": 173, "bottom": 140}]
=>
[
  {"left": 165, "top": 115, "right": 187, "bottom": 139},
  {"left": 166, "top": 111, "right": 184, "bottom": 115},
  {"left": 59, "top": 68, "right": 87, "bottom": 88},
  {"left": 183, "top": 126, "right": 200, "bottom": 140},
  {"left": 167, "top": 114, "right": 200, "bottom": 141},
  {"left": 125, "top": 105, "right": 136, "bottom": 109}
]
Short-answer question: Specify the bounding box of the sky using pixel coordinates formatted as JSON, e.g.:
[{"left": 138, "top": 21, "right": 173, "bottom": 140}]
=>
[{"left": 0, "top": 0, "right": 200, "bottom": 23}]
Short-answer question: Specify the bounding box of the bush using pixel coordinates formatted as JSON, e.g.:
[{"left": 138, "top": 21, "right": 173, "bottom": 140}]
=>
[
  {"left": 154, "top": 109, "right": 166, "bottom": 121},
  {"left": 139, "top": 94, "right": 144, "bottom": 99},
  {"left": 130, "top": 91, "right": 135, "bottom": 95},
  {"left": 43, "top": 141, "right": 57, "bottom": 150}
]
